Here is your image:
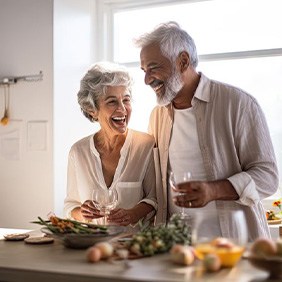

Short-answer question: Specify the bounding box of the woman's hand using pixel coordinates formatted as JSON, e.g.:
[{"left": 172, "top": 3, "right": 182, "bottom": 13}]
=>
[
  {"left": 107, "top": 208, "right": 137, "bottom": 226},
  {"left": 80, "top": 200, "right": 103, "bottom": 220}
]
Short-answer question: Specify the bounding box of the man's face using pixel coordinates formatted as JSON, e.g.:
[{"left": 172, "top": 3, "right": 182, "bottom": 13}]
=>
[{"left": 140, "top": 43, "right": 183, "bottom": 106}]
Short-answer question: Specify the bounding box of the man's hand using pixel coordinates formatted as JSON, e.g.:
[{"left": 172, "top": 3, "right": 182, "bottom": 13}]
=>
[{"left": 173, "top": 179, "right": 239, "bottom": 208}]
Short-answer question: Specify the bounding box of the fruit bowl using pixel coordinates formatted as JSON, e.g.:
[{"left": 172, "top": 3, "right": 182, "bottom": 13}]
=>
[
  {"left": 195, "top": 243, "right": 245, "bottom": 267},
  {"left": 246, "top": 254, "right": 282, "bottom": 279},
  {"left": 214, "top": 246, "right": 245, "bottom": 267}
]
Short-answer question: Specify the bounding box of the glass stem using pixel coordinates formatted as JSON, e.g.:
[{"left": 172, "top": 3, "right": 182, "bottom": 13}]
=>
[{"left": 103, "top": 209, "right": 109, "bottom": 226}]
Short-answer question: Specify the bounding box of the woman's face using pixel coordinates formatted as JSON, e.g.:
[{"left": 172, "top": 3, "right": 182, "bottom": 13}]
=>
[{"left": 92, "top": 85, "right": 132, "bottom": 135}]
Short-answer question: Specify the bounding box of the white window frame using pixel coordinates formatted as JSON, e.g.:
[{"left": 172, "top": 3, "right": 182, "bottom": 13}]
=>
[{"left": 96, "top": 0, "right": 282, "bottom": 63}]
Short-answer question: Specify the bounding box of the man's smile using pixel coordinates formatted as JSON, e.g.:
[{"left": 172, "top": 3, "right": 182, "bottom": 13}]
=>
[{"left": 150, "top": 79, "right": 164, "bottom": 93}]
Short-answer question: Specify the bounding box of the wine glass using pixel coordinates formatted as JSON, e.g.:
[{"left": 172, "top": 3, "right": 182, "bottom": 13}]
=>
[
  {"left": 194, "top": 208, "right": 248, "bottom": 267},
  {"left": 169, "top": 171, "right": 192, "bottom": 218},
  {"left": 92, "top": 186, "right": 118, "bottom": 226}
]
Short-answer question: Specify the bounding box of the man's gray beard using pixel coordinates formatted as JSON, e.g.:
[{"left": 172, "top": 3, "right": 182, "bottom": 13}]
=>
[{"left": 157, "top": 71, "right": 183, "bottom": 106}]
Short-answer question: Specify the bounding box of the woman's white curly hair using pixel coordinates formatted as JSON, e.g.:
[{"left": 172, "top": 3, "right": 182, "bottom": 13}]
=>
[{"left": 77, "top": 62, "right": 133, "bottom": 122}]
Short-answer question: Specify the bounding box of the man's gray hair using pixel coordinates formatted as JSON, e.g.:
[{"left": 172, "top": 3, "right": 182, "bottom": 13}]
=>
[{"left": 134, "top": 21, "right": 198, "bottom": 68}]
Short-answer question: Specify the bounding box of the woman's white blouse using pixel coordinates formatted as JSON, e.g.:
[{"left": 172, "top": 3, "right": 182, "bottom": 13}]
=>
[{"left": 64, "top": 129, "right": 157, "bottom": 224}]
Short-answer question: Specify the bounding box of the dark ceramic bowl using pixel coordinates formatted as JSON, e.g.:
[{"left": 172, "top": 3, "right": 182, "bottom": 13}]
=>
[
  {"left": 41, "top": 226, "right": 125, "bottom": 249},
  {"left": 247, "top": 254, "right": 282, "bottom": 279}
]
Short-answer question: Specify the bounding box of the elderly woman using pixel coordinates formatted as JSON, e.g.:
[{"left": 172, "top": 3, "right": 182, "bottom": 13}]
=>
[{"left": 64, "top": 62, "right": 157, "bottom": 227}]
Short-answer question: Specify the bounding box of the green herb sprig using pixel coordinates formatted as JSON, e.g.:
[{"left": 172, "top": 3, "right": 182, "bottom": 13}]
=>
[{"left": 128, "top": 214, "right": 192, "bottom": 256}]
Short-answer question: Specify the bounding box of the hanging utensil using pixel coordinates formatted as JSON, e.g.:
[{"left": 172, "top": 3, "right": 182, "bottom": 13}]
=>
[
  {"left": 0, "top": 71, "right": 43, "bottom": 126},
  {"left": 0, "top": 85, "right": 10, "bottom": 126}
]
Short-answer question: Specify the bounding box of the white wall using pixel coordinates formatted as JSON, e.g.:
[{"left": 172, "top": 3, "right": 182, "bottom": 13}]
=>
[
  {"left": 0, "top": 0, "right": 98, "bottom": 228},
  {"left": 53, "top": 0, "right": 98, "bottom": 217},
  {"left": 0, "top": 0, "right": 53, "bottom": 228}
]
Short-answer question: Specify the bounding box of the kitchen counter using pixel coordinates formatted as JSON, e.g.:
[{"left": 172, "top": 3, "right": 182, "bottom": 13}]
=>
[{"left": 0, "top": 228, "right": 274, "bottom": 282}]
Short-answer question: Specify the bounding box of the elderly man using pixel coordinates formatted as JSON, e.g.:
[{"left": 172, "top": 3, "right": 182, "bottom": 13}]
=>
[{"left": 135, "top": 21, "right": 278, "bottom": 241}]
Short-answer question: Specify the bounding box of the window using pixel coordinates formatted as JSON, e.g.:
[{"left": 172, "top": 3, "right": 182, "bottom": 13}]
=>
[{"left": 98, "top": 0, "right": 282, "bottom": 199}]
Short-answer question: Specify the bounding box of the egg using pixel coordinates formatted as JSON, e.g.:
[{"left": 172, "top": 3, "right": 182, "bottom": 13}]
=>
[
  {"left": 170, "top": 244, "right": 195, "bottom": 266},
  {"left": 87, "top": 246, "right": 102, "bottom": 263},
  {"left": 203, "top": 253, "right": 221, "bottom": 272},
  {"left": 95, "top": 242, "right": 114, "bottom": 258},
  {"left": 251, "top": 238, "right": 277, "bottom": 257},
  {"left": 211, "top": 237, "right": 234, "bottom": 249}
]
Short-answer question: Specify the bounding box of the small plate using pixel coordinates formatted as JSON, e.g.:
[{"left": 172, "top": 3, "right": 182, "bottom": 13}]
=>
[
  {"left": 24, "top": 236, "right": 54, "bottom": 244},
  {"left": 41, "top": 226, "right": 125, "bottom": 249},
  {"left": 267, "top": 219, "right": 282, "bottom": 225},
  {"left": 4, "top": 233, "right": 30, "bottom": 241}
]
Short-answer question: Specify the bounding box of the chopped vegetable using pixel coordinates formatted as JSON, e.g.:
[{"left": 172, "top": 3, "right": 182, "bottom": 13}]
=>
[
  {"left": 32, "top": 216, "right": 108, "bottom": 235},
  {"left": 266, "top": 210, "right": 280, "bottom": 220}
]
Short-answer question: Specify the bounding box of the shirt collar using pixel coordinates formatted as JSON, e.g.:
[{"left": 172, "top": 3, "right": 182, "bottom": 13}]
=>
[{"left": 193, "top": 72, "right": 211, "bottom": 104}]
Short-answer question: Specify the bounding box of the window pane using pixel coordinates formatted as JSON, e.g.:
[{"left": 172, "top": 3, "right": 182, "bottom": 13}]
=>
[
  {"left": 198, "top": 56, "right": 282, "bottom": 137},
  {"left": 114, "top": 0, "right": 282, "bottom": 62},
  {"left": 129, "top": 67, "right": 156, "bottom": 133}
]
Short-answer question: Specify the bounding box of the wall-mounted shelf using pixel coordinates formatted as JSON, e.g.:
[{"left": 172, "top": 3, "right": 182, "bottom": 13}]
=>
[
  {"left": 0, "top": 71, "right": 43, "bottom": 125},
  {"left": 0, "top": 71, "right": 43, "bottom": 86}
]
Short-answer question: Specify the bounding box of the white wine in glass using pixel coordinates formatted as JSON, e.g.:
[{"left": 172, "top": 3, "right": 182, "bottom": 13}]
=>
[{"left": 92, "top": 187, "right": 118, "bottom": 226}]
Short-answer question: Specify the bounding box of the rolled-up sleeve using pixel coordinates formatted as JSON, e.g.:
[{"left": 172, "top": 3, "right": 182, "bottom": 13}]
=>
[{"left": 228, "top": 172, "right": 260, "bottom": 206}]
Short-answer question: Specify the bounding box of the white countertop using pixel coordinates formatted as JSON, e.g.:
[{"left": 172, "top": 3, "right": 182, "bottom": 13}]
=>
[{"left": 0, "top": 228, "right": 273, "bottom": 282}]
